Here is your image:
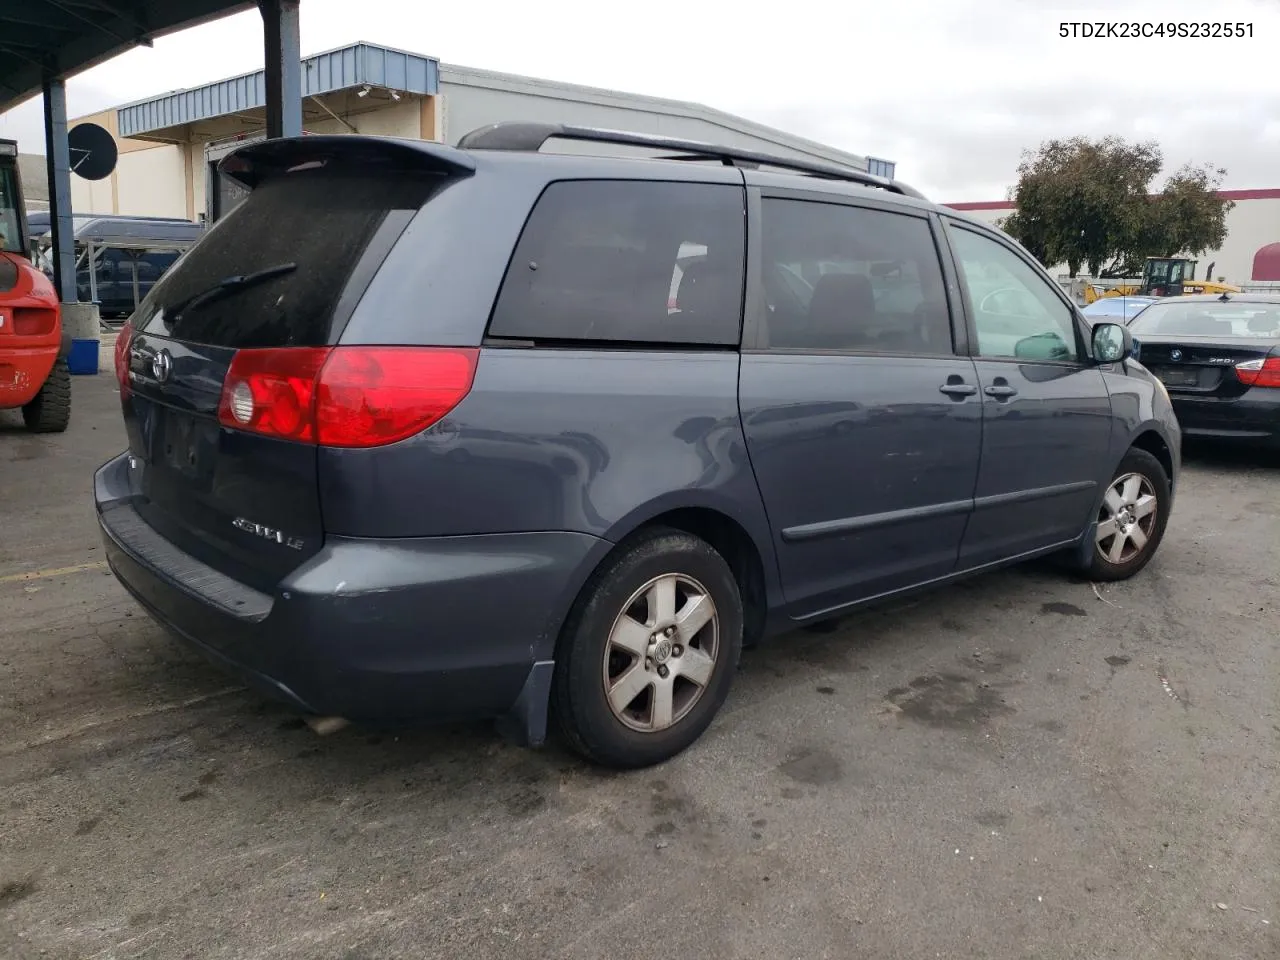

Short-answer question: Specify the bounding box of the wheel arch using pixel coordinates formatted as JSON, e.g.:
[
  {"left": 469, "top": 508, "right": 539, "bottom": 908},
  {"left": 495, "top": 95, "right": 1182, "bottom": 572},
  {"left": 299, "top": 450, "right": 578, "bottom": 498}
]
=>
[
  {"left": 548, "top": 495, "right": 780, "bottom": 660},
  {"left": 1129, "top": 428, "right": 1175, "bottom": 486}
]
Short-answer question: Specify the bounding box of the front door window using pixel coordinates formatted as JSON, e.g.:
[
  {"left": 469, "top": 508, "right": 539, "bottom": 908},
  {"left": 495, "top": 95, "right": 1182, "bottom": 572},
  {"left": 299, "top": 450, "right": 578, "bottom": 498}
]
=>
[{"left": 948, "top": 227, "right": 1080, "bottom": 363}]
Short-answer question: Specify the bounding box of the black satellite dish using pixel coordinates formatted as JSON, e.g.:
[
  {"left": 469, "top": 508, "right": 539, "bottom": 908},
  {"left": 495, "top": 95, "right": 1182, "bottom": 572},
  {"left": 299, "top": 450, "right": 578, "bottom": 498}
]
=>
[{"left": 67, "top": 122, "right": 118, "bottom": 181}]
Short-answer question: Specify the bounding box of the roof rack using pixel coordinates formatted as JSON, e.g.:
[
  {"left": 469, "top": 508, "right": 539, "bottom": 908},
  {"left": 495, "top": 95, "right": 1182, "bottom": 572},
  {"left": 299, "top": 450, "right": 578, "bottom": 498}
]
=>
[{"left": 455, "top": 122, "right": 926, "bottom": 200}]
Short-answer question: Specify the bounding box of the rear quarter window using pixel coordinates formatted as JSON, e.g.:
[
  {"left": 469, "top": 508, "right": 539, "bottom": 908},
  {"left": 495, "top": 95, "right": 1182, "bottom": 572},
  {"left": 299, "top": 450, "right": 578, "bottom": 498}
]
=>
[{"left": 488, "top": 180, "right": 746, "bottom": 346}]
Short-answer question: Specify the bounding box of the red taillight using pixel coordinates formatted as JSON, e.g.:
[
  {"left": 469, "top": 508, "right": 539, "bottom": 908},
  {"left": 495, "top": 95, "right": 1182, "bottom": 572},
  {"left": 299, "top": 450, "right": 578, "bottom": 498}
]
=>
[
  {"left": 217, "top": 346, "right": 479, "bottom": 447},
  {"left": 113, "top": 323, "right": 134, "bottom": 397},
  {"left": 314, "top": 347, "right": 479, "bottom": 447},
  {"left": 1235, "top": 356, "right": 1280, "bottom": 389}
]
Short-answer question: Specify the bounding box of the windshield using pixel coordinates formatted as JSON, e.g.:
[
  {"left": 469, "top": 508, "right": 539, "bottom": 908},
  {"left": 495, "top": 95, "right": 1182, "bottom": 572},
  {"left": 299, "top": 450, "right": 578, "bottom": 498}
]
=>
[
  {"left": 0, "top": 161, "right": 22, "bottom": 254},
  {"left": 1145, "top": 260, "right": 1191, "bottom": 285},
  {"left": 1128, "top": 300, "right": 1280, "bottom": 338}
]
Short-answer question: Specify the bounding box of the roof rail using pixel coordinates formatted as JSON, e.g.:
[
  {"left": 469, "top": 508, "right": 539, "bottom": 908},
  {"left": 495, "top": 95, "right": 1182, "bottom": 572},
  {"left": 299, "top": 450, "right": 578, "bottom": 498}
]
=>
[{"left": 455, "top": 122, "right": 926, "bottom": 200}]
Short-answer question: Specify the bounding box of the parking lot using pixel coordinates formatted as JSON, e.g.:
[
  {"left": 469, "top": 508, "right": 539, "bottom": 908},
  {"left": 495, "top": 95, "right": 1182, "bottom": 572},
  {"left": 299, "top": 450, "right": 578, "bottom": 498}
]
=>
[{"left": 2, "top": 371, "right": 1277, "bottom": 960}]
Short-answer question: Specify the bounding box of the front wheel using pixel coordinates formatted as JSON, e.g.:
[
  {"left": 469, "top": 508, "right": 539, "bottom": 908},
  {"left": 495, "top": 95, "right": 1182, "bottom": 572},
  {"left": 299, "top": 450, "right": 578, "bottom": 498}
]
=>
[
  {"left": 1087, "top": 448, "right": 1170, "bottom": 581},
  {"left": 552, "top": 528, "right": 743, "bottom": 769}
]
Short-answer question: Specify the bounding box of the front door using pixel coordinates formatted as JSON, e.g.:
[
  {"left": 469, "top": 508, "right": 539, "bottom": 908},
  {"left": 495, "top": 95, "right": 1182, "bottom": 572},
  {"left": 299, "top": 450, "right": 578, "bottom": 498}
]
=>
[
  {"left": 943, "top": 220, "right": 1114, "bottom": 568},
  {"left": 738, "top": 190, "right": 983, "bottom": 619}
]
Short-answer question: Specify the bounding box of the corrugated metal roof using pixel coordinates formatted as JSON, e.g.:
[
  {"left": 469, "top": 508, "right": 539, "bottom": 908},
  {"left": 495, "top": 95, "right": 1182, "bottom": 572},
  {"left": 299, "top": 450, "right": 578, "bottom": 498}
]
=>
[{"left": 117, "top": 42, "right": 440, "bottom": 138}]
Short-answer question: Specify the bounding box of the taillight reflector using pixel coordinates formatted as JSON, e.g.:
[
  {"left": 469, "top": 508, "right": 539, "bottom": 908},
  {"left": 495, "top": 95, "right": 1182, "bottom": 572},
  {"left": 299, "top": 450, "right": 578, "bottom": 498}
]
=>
[
  {"left": 1235, "top": 356, "right": 1280, "bottom": 389},
  {"left": 12, "top": 308, "right": 55, "bottom": 337},
  {"left": 217, "top": 346, "right": 479, "bottom": 447},
  {"left": 216, "top": 346, "right": 329, "bottom": 443},
  {"left": 113, "top": 322, "right": 134, "bottom": 397}
]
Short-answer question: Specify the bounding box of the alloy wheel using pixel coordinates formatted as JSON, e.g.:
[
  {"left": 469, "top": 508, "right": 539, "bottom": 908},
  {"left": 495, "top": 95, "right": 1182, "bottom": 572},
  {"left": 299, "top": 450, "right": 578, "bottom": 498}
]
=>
[
  {"left": 1096, "top": 472, "right": 1158, "bottom": 565},
  {"left": 602, "top": 573, "right": 720, "bottom": 733}
]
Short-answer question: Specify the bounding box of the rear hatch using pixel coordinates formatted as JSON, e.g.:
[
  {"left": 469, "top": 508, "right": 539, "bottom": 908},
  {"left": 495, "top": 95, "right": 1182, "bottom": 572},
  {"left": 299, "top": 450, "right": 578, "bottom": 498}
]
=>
[{"left": 116, "top": 137, "right": 471, "bottom": 590}]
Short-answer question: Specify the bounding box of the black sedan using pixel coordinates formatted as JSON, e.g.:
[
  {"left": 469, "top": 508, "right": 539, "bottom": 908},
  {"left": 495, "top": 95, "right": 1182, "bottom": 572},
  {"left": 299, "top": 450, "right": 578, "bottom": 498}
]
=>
[{"left": 1129, "top": 293, "right": 1280, "bottom": 449}]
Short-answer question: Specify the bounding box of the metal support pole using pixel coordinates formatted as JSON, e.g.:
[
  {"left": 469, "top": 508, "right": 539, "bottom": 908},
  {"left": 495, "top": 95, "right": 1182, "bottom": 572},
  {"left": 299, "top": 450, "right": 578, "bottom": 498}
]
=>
[
  {"left": 87, "top": 242, "right": 98, "bottom": 304},
  {"left": 259, "top": 0, "right": 302, "bottom": 139},
  {"left": 42, "top": 75, "right": 76, "bottom": 303}
]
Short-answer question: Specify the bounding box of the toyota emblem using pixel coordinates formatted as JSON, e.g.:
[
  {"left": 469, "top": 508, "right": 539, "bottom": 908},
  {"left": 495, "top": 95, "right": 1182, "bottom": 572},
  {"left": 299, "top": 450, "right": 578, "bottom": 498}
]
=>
[
  {"left": 151, "top": 349, "right": 173, "bottom": 383},
  {"left": 1170, "top": 349, "right": 1182, "bottom": 362}
]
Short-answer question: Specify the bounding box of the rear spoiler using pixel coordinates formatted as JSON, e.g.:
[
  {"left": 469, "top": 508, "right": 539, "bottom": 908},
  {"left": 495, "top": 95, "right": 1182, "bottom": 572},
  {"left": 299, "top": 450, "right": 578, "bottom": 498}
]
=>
[{"left": 218, "top": 135, "right": 476, "bottom": 189}]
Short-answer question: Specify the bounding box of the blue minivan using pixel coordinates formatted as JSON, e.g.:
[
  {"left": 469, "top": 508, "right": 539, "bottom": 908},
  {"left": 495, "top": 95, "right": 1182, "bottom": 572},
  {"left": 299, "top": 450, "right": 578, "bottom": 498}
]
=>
[{"left": 95, "top": 126, "right": 1180, "bottom": 768}]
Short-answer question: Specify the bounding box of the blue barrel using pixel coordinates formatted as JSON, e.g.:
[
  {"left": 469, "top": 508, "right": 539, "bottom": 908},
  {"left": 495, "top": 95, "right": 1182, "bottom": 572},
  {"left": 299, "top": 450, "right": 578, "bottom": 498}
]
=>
[{"left": 67, "top": 338, "right": 100, "bottom": 376}]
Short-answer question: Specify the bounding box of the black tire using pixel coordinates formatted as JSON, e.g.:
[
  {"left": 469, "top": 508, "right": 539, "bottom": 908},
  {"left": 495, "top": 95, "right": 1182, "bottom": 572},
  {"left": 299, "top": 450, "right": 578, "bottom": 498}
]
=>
[
  {"left": 1086, "top": 447, "right": 1170, "bottom": 582},
  {"left": 552, "top": 527, "right": 743, "bottom": 769},
  {"left": 22, "top": 358, "right": 71, "bottom": 433}
]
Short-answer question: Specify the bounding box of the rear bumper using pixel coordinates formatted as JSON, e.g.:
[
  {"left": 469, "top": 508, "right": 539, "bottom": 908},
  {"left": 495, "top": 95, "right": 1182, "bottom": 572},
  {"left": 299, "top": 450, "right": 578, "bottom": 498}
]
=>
[
  {"left": 0, "top": 343, "right": 58, "bottom": 409},
  {"left": 94, "top": 452, "right": 609, "bottom": 741},
  {"left": 1171, "top": 393, "right": 1280, "bottom": 447}
]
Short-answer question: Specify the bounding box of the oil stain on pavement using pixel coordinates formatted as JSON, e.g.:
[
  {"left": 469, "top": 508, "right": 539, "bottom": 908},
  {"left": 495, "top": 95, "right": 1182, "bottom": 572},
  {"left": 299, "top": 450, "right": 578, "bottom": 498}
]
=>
[{"left": 886, "top": 673, "right": 1016, "bottom": 728}]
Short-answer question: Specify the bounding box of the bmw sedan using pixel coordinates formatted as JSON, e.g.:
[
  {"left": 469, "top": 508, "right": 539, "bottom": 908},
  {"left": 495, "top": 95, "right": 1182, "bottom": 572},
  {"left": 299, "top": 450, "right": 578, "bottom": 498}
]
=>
[{"left": 1130, "top": 293, "right": 1280, "bottom": 449}]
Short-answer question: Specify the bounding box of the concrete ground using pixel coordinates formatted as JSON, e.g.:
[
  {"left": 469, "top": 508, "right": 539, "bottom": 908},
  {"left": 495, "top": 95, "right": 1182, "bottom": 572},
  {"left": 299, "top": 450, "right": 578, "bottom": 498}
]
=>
[{"left": 2, "top": 371, "right": 1277, "bottom": 960}]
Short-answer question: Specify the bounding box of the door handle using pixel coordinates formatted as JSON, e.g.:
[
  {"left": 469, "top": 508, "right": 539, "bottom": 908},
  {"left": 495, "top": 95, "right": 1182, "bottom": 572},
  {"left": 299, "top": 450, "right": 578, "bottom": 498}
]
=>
[
  {"left": 939, "top": 382, "right": 977, "bottom": 397},
  {"left": 984, "top": 383, "right": 1018, "bottom": 398}
]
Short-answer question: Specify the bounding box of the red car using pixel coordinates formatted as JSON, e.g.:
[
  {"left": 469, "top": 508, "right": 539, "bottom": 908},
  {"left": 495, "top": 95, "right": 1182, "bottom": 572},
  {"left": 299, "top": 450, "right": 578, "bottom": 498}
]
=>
[{"left": 0, "top": 140, "right": 68, "bottom": 433}]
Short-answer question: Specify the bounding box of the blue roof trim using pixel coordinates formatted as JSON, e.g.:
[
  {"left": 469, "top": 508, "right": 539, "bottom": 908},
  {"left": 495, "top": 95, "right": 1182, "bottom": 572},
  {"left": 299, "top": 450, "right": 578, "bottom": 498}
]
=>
[{"left": 117, "top": 42, "right": 439, "bottom": 138}]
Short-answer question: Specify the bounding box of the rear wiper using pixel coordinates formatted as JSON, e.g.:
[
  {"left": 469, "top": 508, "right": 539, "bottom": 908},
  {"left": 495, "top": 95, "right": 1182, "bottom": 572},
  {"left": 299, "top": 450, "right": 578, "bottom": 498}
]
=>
[{"left": 166, "top": 262, "right": 298, "bottom": 319}]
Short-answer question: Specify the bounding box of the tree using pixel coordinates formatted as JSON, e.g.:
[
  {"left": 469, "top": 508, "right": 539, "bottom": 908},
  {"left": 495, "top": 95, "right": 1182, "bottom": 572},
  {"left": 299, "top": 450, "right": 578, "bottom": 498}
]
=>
[
  {"left": 1155, "top": 163, "right": 1234, "bottom": 260},
  {"left": 1000, "top": 137, "right": 1234, "bottom": 279}
]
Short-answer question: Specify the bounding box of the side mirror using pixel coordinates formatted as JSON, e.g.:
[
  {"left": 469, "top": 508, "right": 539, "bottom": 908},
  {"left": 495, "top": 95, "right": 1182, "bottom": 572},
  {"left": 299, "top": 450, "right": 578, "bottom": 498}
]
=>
[{"left": 1091, "top": 321, "right": 1133, "bottom": 364}]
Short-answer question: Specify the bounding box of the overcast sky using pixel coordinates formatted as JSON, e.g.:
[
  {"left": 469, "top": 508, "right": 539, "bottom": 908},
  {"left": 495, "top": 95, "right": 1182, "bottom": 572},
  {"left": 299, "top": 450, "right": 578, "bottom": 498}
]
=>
[{"left": 1, "top": 0, "right": 1277, "bottom": 201}]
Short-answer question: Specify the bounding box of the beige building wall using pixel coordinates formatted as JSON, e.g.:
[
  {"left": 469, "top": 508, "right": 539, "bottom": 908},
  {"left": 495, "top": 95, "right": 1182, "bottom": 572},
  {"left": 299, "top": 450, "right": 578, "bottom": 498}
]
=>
[
  {"left": 71, "top": 172, "right": 114, "bottom": 213},
  {"left": 115, "top": 145, "right": 188, "bottom": 218},
  {"left": 66, "top": 108, "right": 191, "bottom": 218},
  {"left": 1212, "top": 196, "right": 1280, "bottom": 282}
]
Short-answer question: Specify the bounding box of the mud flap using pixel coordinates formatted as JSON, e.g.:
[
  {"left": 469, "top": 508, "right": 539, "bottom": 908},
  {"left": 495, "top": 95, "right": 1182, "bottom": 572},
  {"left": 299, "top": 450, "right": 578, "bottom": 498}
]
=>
[
  {"left": 1073, "top": 520, "right": 1098, "bottom": 570},
  {"left": 495, "top": 660, "right": 555, "bottom": 747}
]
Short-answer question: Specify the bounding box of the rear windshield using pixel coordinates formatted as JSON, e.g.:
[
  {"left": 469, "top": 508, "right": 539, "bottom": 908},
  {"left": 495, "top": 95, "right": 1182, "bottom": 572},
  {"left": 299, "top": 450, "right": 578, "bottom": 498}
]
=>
[
  {"left": 1083, "top": 298, "right": 1152, "bottom": 319},
  {"left": 1128, "top": 300, "right": 1280, "bottom": 338},
  {"left": 137, "top": 170, "right": 432, "bottom": 348}
]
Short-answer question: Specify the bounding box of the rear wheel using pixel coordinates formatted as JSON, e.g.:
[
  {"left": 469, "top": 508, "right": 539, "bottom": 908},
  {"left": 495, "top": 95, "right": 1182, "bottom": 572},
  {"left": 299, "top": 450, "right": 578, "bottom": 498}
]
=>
[
  {"left": 1087, "top": 447, "right": 1170, "bottom": 581},
  {"left": 22, "top": 358, "right": 71, "bottom": 434},
  {"left": 553, "top": 528, "right": 743, "bottom": 769}
]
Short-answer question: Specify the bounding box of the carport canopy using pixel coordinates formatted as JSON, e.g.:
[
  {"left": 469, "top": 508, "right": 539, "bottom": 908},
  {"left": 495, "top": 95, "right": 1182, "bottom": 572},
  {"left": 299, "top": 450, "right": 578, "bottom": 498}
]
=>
[{"left": 0, "top": 0, "right": 302, "bottom": 304}]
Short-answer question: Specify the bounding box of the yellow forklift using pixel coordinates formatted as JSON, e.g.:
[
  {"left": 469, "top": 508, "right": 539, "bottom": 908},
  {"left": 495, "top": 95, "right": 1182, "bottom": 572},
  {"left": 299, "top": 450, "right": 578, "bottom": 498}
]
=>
[{"left": 1083, "top": 257, "right": 1240, "bottom": 304}]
